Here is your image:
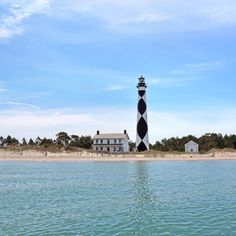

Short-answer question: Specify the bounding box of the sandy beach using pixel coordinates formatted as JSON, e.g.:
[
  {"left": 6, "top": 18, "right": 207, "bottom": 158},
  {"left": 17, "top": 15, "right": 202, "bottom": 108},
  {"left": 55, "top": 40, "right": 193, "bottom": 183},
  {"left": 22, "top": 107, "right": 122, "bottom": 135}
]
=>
[{"left": 1, "top": 149, "right": 236, "bottom": 162}]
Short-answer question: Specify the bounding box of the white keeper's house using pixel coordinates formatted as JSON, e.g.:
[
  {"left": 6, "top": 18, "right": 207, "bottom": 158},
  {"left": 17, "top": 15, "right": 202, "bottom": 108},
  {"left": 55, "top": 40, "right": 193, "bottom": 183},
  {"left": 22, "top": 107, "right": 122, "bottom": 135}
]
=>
[
  {"left": 92, "top": 130, "right": 130, "bottom": 153},
  {"left": 185, "top": 140, "right": 199, "bottom": 153}
]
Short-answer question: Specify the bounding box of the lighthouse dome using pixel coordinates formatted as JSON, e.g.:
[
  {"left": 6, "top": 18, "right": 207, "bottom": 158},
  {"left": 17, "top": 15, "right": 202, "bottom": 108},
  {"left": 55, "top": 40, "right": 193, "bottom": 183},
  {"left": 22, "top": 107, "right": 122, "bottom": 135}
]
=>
[{"left": 139, "top": 76, "right": 145, "bottom": 83}]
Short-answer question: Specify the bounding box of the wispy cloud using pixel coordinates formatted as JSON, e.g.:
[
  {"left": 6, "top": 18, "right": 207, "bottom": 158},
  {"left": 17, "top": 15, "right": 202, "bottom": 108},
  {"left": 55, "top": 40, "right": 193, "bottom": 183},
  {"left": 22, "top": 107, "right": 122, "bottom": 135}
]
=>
[
  {"left": 185, "top": 62, "right": 223, "bottom": 71},
  {"left": 52, "top": 1, "right": 236, "bottom": 34},
  {"left": 104, "top": 85, "right": 129, "bottom": 91},
  {"left": 148, "top": 77, "right": 204, "bottom": 86},
  {"left": 0, "top": 0, "right": 52, "bottom": 39},
  {"left": 171, "top": 61, "right": 223, "bottom": 75},
  {"left": 13, "top": 91, "right": 54, "bottom": 101},
  {"left": 119, "top": 12, "right": 170, "bottom": 24},
  {"left": 146, "top": 61, "right": 222, "bottom": 87},
  {"left": 2, "top": 1, "right": 236, "bottom": 39},
  {"left": 148, "top": 79, "right": 161, "bottom": 85},
  {"left": 1, "top": 102, "right": 41, "bottom": 110},
  {"left": 0, "top": 27, "right": 22, "bottom": 38},
  {"left": 204, "top": 5, "right": 236, "bottom": 24},
  {"left": 0, "top": 82, "right": 8, "bottom": 93}
]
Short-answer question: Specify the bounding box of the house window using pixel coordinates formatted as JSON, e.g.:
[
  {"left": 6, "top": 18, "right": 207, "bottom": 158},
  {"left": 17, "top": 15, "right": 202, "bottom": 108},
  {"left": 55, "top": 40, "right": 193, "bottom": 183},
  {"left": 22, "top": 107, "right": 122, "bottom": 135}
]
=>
[
  {"left": 114, "top": 139, "right": 117, "bottom": 144},
  {"left": 96, "top": 140, "right": 98, "bottom": 144},
  {"left": 107, "top": 147, "right": 110, "bottom": 152},
  {"left": 101, "top": 139, "right": 103, "bottom": 144},
  {"left": 100, "top": 147, "right": 103, "bottom": 151},
  {"left": 107, "top": 139, "right": 110, "bottom": 144},
  {"left": 114, "top": 147, "right": 116, "bottom": 152},
  {"left": 96, "top": 147, "right": 98, "bottom": 151},
  {"left": 119, "top": 139, "right": 122, "bottom": 144}
]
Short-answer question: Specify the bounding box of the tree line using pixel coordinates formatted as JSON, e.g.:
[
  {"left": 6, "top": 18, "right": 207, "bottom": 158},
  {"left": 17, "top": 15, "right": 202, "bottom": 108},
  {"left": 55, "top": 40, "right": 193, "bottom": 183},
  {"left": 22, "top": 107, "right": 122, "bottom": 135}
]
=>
[
  {"left": 151, "top": 133, "right": 236, "bottom": 152},
  {"left": 1, "top": 132, "right": 236, "bottom": 152},
  {"left": 0, "top": 132, "right": 93, "bottom": 150}
]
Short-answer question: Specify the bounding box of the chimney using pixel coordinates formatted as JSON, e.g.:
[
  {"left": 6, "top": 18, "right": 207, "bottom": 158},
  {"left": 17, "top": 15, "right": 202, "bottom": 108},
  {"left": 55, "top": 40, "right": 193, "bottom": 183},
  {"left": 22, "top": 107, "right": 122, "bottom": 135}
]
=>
[
  {"left": 124, "top": 130, "right": 127, "bottom": 135},
  {"left": 97, "top": 130, "right": 100, "bottom": 135}
]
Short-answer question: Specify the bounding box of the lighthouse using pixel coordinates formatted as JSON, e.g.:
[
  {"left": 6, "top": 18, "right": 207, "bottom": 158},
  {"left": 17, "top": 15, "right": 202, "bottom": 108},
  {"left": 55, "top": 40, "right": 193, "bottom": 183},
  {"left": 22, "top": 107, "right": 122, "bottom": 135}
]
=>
[{"left": 136, "top": 76, "right": 149, "bottom": 152}]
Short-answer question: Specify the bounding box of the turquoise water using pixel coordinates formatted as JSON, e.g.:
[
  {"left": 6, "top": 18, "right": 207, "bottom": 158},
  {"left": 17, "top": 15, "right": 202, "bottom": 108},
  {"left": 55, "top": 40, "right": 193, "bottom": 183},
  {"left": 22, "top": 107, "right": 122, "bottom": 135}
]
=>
[{"left": 0, "top": 161, "right": 236, "bottom": 235}]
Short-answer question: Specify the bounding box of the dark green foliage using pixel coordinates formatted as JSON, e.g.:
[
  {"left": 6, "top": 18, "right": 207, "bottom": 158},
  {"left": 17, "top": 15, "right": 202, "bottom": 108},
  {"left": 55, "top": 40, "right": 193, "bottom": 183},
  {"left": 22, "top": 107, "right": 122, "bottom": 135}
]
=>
[
  {"left": 56, "top": 132, "right": 71, "bottom": 148},
  {"left": 28, "top": 139, "right": 35, "bottom": 145},
  {"left": 68, "top": 135, "right": 92, "bottom": 149},
  {"left": 40, "top": 138, "right": 54, "bottom": 148},
  {"left": 12, "top": 138, "right": 19, "bottom": 145},
  {"left": 0, "top": 136, "right": 4, "bottom": 146},
  {"left": 5, "top": 135, "right": 13, "bottom": 145},
  {"left": 69, "top": 135, "right": 80, "bottom": 147},
  {"left": 3, "top": 135, "right": 19, "bottom": 145},
  {"left": 129, "top": 141, "right": 136, "bottom": 151},
  {"left": 151, "top": 141, "right": 164, "bottom": 151},
  {"left": 77, "top": 136, "right": 93, "bottom": 149},
  {"left": 151, "top": 133, "right": 236, "bottom": 152},
  {"left": 0, "top": 132, "right": 93, "bottom": 150},
  {"left": 35, "top": 137, "right": 42, "bottom": 146},
  {"left": 22, "top": 138, "right": 27, "bottom": 145}
]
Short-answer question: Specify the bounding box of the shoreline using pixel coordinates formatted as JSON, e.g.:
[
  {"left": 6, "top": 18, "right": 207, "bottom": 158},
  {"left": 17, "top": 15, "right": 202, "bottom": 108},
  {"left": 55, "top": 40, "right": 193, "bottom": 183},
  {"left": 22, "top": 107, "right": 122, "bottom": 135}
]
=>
[
  {"left": 1, "top": 149, "right": 236, "bottom": 162},
  {"left": 0, "top": 149, "right": 236, "bottom": 162},
  {"left": 1, "top": 157, "right": 236, "bottom": 162}
]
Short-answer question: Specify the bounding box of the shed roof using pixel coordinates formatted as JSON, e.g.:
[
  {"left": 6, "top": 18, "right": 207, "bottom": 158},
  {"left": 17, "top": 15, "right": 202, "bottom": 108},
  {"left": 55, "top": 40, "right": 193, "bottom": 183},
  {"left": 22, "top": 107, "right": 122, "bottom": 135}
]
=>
[{"left": 184, "top": 140, "right": 199, "bottom": 147}]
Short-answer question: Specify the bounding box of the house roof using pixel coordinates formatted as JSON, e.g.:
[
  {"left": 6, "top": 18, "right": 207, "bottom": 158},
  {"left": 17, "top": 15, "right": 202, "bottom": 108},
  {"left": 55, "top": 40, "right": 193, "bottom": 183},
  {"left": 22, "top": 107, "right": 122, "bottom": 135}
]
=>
[{"left": 93, "top": 133, "right": 129, "bottom": 140}]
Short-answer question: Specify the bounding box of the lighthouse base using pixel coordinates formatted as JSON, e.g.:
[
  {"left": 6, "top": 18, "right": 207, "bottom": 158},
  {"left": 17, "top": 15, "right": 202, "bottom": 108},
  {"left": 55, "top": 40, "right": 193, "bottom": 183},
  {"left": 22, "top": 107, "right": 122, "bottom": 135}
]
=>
[{"left": 137, "top": 141, "right": 148, "bottom": 152}]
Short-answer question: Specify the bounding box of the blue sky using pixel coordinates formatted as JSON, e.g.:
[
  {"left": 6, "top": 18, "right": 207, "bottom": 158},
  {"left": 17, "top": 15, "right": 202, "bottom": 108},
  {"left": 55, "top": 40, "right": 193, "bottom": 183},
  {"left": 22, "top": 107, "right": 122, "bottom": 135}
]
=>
[{"left": 0, "top": 0, "right": 236, "bottom": 142}]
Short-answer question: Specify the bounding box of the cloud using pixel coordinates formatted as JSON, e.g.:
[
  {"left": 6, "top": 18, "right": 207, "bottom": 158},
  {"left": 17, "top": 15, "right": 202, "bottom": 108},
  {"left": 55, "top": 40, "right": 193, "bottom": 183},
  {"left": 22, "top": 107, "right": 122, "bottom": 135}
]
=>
[
  {"left": 149, "top": 109, "right": 236, "bottom": 141},
  {"left": 0, "top": 82, "right": 8, "bottom": 92},
  {"left": 12, "top": 91, "right": 54, "bottom": 101},
  {"left": 148, "top": 79, "right": 161, "bottom": 85},
  {"left": 0, "top": 106, "right": 236, "bottom": 143},
  {"left": 0, "top": 0, "right": 52, "bottom": 39},
  {"left": 2, "top": 1, "right": 236, "bottom": 39},
  {"left": 0, "top": 27, "right": 22, "bottom": 38},
  {"left": 146, "top": 61, "right": 222, "bottom": 87},
  {"left": 148, "top": 77, "right": 202, "bottom": 86},
  {"left": 171, "top": 61, "right": 223, "bottom": 75},
  {"left": 1, "top": 102, "right": 41, "bottom": 110},
  {"left": 185, "top": 62, "right": 223, "bottom": 71},
  {"left": 104, "top": 85, "right": 129, "bottom": 91},
  {"left": 53, "top": 0, "right": 236, "bottom": 34},
  {"left": 119, "top": 12, "right": 171, "bottom": 24},
  {"left": 204, "top": 5, "right": 236, "bottom": 24}
]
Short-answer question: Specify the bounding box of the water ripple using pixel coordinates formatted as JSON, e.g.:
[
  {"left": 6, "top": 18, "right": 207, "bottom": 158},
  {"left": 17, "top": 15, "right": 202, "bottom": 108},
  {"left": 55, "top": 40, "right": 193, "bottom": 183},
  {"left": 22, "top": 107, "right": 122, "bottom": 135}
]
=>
[{"left": 0, "top": 161, "right": 236, "bottom": 235}]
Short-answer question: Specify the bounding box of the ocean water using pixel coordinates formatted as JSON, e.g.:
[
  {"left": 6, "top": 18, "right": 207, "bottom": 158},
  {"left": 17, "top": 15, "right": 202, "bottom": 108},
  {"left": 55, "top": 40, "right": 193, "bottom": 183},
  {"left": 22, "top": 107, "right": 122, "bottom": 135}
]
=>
[{"left": 0, "top": 161, "right": 236, "bottom": 236}]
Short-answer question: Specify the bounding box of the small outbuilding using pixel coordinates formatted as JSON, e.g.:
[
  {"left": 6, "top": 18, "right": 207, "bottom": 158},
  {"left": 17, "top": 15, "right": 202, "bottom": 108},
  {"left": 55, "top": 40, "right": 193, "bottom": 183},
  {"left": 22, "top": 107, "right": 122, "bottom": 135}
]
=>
[{"left": 185, "top": 140, "right": 199, "bottom": 153}]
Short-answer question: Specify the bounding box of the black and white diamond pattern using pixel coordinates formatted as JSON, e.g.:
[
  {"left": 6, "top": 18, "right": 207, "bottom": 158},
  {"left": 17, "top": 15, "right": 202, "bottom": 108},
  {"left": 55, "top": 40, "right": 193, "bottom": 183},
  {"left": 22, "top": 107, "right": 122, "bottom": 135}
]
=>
[{"left": 136, "top": 76, "right": 149, "bottom": 152}]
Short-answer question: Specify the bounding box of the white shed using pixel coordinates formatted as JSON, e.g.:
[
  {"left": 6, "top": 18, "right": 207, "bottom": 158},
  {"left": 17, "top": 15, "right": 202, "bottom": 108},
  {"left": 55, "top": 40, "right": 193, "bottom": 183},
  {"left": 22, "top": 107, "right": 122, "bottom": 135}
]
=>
[{"left": 185, "top": 140, "right": 199, "bottom": 153}]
